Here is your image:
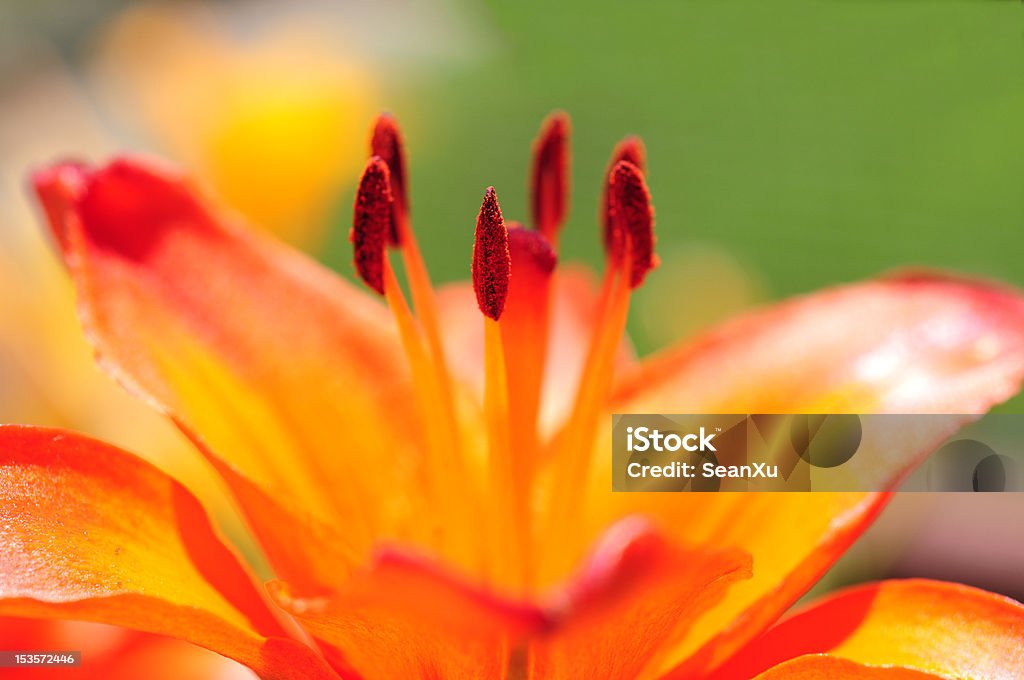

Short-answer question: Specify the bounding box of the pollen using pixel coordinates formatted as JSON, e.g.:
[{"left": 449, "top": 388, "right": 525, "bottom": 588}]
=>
[
  {"left": 351, "top": 157, "right": 392, "bottom": 295},
  {"left": 612, "top": 136, "right": 647, "bottom": 173},
  {"left": 370, "top": 113, "right": 408, "bottom": 245},
  {"left": 602, "top": 136, "right": 647, "bottom": 257},
  {"left": 530, "top": 112, "right": 570, "bottom": 242},
  {"left": 610, "top": 160, "right": 657, "bottom": 288},
  {"left": 473, "top": 187, "right": 512, "bottom": 320}
]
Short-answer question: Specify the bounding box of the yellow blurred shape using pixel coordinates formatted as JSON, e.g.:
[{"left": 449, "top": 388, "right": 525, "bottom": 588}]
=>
[
  {"left": 637, "top": 242, "right": 766, "bottom": 348},
  {"left": 91, "top": 2, "right": 377, "bottom": 246},
  {"left": 0, "top": 60, "right": 243, "bottom": 541}
]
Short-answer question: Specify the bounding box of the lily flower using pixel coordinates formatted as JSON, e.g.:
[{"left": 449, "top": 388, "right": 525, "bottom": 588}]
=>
[{"left": 6, "top": 111, "right": 1024, "bottom": 678}]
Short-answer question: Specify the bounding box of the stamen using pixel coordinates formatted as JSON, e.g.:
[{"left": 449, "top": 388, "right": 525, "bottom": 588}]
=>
[
  {"left": 484, "top": 316, "right": 522, "bottom": 589},
  {"left": 366, "top": 116, "right": 474, "bottom": 563},
  {"left": 350, "top": 157, "right": 392, "bottom": 295},
  {"left": 353, "top": 149, "right": 479, "bottom": 572},
  {"left": 544, "top": 160, "right": 656, "bottom": 575},
  {"left": 367, "top": 115, "right": 461, "bottom": 463},
  {"left": 530, "top": 111, "right": 571, "bottom": 246},
  {"left": 601, "top": 136, "right": 647, "bottom": 260},
  {"left": 381, "top": 257, "right": 479, "bottom": 572},
  {"left": 610, "top": 160, "right": 658, "bottom": 288},
  {"left": 544, "top": 272, "right": 632, "bottom": 576},
  {"left": 469, "top": 189, "right": 529, "bottom": 589},
  {"left": 370, "top": 113, "right": 408, "bottom": 245},
  {"left": 473, "top": 187, "right": 512, "bottom": 320}
]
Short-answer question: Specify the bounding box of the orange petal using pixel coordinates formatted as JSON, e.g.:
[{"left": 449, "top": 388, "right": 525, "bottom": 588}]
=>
[
  {"left": 616, "top": 272, "right": 1024, "bottom": 414},
  {"left": 270, "top": 518, "right": 749, "bottom": 680},
  {"left": 713, "top": 580, "right": 1024, "bottom": 679},
  {"left": 436, "top": 265, "right": 635, "bottom": 438},
  {"left": 596, "top": 494, "right": 884, "bottom": 679},
  {"left": 84, "top": 636, "right": 258, "bottom": 680},
  {"left": 0, "top": 618, "right": 256, "bottom": 679},
  {"left": 269, "top": 548, "right": 550, "bottom": 680},
  {"left": 596, "top": 274, "right": 1024, "bottom": 676},
  {"left": 31, "top": 157, "right": 428, "bottom": 592},
  {"left": 0, "top": 426, "right": 335, "bottom": 679},
  {"left": 532, "top": 517, "right": 751, "bottom": 680},
  {"left": 752, "top": 655, "right": 939, "bottom": 679}
]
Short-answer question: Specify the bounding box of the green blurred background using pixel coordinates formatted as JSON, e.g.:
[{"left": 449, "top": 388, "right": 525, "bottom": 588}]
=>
[
  {"left": 2, "top": 0, "right": 1023, "bottom": 600},
  {"left": 326, "top": 0, "right": 1024, "bottom": 355},
  {"left": 396, "top": 1, "right": 1024, "bottom": 280}
]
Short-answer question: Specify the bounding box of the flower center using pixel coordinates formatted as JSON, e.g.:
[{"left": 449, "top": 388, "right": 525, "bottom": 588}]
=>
[{"left": 350, "top": 112, "right": 657, "bottom": 592}]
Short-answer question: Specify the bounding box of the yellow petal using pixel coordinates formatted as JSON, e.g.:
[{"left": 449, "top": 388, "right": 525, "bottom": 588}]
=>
[
  {"left": 753, "top": 655, "right": 939, "bottom": 679},
  {"left": 714, "top": 580, "right": 1024, "bottom": 679}
]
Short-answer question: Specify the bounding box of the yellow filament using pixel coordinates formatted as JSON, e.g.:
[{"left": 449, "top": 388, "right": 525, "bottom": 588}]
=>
[
  {"left": 383, "top": 258, "right": 478, "bottom": 571},
  {"left": 484, "top": 317, "right": 529, "bottom": 592},
  {"left": 544, "top": 264, "right": 633, "bottom": 575}
]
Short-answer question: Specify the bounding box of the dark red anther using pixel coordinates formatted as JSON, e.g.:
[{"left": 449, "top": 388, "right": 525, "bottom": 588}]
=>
[
  {"left": 609, "top": 160, "right": 657, "bottom": 288},
  {"left": 601, "top": 136, "right": 647, "bottom": 257},
  {"left": 472, "top": 187, "right": 511, "bottom": 320},
  {"left": 612, "top": 136, "right": 647, "bottom": 173},
  {"left": 369, "top": 113, "right": 408, "bottom": 245},
  {"left": 530, "top": 111, "right": 570, "bottom": 242},
  {"left": 350, "top": 157, "right": 392, "bottom": 295}
]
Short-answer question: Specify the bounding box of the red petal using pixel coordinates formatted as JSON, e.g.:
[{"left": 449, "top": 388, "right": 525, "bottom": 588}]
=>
[{"left": 0, "top": 426, "right": 335, "bottom": 679}]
